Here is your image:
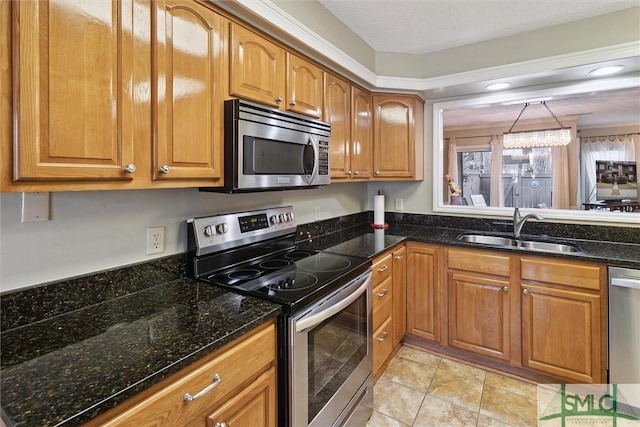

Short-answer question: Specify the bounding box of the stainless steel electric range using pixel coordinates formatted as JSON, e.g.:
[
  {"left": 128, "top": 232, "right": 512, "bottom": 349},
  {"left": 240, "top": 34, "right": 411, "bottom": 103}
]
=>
[{"left": 187, "top": 206, "right": 373, "bottom": 427}]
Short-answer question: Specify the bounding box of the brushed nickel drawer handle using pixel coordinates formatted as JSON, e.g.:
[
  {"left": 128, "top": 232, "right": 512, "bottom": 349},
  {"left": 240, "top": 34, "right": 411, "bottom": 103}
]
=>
[
  {"left": 376, "top": 331, "right": 388, "bottom": 342},
  {"left": 183, "top": 374, "right": 221, "bottom": 401},
  {"left": 377, "top": 265, "right": 389, "bottom": 272},
  {"left": 215, "top": 423, "right": 228, "bottom": 427},
  {"left": 377, "top": 288, "right": 389, "bottom": 297}
]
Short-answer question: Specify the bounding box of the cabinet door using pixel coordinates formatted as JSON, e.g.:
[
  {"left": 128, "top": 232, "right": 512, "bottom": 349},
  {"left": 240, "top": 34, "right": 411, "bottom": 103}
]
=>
[
  {"left": 406, "top": 244, "right": 440, "bottom": 342},
  {"left": 324, "top": 73, "right": 351, "bottom": 180},
  {"left": 350, "top": 87, "right": 372, "bottom": 179},
  {"left": 521, "top": 284, "right": 601, "bottom": 383},
  {"left": 12, "top": 0, "right": 137, "bottom": 181},
  {"left": 392, "top": 245, "right": 407, "bottom": 345},
  {"left": 229, "top": 23, "right": 285, "bottom": 108},
  {"left": 153, "top": 0, "right": 223, "bottom": 181},
  {"left": 206, "top": 367, "right": 277, "bottom": 427},
  {"left": 448, "top": 272, "right": 510, "bottom": 360},
  {"left": 286, "top": 53, "right": 322, "bottom": 118},
  {"left": 372, "top": 94, "right": 416, "bottom": 179}
]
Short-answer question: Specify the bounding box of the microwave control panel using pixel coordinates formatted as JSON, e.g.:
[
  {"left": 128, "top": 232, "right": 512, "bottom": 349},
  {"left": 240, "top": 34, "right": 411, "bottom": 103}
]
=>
[{"left": 318, "top": 140, "right": 329, "bottom": 176}]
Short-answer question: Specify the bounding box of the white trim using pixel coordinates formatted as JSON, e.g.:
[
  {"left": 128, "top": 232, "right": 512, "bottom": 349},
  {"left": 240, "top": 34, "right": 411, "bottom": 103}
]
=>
[
  {"left": 222, "top": 1, "right": 640, "bottom": 96},
  {"left": 228, "top": 0, "right": 378, "bottom": 86}
]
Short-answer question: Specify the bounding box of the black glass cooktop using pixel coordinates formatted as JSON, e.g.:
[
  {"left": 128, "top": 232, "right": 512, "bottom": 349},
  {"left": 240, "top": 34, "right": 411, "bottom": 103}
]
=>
[{"left": 203, "top": 250, "right": 370, "bottom": 313}]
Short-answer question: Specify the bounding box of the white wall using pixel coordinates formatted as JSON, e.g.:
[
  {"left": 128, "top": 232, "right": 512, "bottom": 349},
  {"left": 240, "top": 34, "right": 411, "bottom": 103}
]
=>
[{"left": 0, "top": 183, "right": 368, "bottom": 292}]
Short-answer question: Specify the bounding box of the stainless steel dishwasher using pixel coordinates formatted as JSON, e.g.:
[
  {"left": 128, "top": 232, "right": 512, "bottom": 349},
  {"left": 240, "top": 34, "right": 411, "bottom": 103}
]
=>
[{"left": 609, "top": 266, "right": 640, "bottom": 409}]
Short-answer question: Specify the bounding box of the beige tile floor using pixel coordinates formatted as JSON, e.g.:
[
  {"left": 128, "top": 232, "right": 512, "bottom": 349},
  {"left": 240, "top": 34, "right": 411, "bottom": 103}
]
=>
[{"left": 366, "top": 345, "right": 539, "bottom": 427}]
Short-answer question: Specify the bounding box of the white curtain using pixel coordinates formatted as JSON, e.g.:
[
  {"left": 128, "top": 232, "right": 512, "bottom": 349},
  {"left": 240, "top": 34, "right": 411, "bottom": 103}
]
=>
[
  {"left": 580, "top": 135, "right": 636, "bottom": 204},
  {"left": 552, "top": 145, "right": 570, "bottom": 209},
  {"left": 490, "top": 135, "right": 504, "bottom": 207},
  {"left": 447, "top": 137, "right": 458, "bottom": 204}
]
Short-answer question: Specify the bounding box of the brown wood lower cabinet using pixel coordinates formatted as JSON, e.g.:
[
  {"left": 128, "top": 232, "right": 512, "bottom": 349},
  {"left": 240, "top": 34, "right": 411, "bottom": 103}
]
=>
[
  {"left": 406, "top": 243, "right": 440, "bottom": 342},
  {"left": 406, "top": 244, "right": 607, "bottom": 384},
  {"left": 448, "top": 272, "right": 511, "bottom": 361},
  {"left": 520, "top": 257, "right": 605, "bottom": 383},
  {"left": 90, "top": 321, "right": 277, "bottom": 427}
]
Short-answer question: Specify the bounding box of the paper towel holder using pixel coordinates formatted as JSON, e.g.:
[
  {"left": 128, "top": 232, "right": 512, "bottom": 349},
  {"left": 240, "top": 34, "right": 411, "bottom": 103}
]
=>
[{"left": 370, "top": 222, "right": 389, "bottom": 229}]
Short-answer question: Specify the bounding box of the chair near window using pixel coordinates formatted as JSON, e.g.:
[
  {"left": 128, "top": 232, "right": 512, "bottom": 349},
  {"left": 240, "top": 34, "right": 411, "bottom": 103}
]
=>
[{"left": 470, "top": 194, "right": 487, "bottom": 206}]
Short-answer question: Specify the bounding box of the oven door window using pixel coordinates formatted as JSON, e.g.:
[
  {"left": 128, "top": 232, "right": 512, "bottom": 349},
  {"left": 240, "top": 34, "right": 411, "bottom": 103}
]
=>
[
  {"left": 306, "top": 295, "right": 368, "bottom": 423},
  {"left": 243, "top": 136, "right": 315, "bottom": 175}
]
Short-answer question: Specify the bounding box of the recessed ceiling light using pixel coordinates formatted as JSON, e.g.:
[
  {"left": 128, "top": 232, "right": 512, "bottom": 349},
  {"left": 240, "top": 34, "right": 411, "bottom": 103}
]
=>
[
  {"left": 589, "top": 65, "right": 625, "bottom": 76},
  {"left": 485, "top": 82, "right": 510, "bottom": 90}
]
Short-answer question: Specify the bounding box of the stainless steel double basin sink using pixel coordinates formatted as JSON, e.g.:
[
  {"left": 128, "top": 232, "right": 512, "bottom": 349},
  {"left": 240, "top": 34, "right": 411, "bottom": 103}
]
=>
[{"left": 457, "top": 234, "right": 580, "bottom": 253}]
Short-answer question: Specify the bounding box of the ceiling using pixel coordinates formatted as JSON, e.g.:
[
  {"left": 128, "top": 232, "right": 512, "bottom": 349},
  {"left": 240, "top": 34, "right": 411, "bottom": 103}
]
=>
[
  {"left": 443, "top": 86, "right": 640, "bottom": 129},
  {"left": 317, "top": 0, "right": 638, "bottom": 55},
  {"left": 315, "top": 1, "right": 639, "bottom": 129}
]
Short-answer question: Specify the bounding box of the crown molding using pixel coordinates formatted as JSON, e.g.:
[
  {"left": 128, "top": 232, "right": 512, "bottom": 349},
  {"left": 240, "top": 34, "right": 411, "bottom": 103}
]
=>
[{"left": 218, "top": 1, "right": 639, "bottom": 98}]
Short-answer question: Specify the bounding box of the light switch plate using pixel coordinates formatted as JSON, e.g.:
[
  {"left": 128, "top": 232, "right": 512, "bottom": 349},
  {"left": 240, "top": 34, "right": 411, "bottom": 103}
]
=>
[
  {"left": 21, "top": 192, "right": 51, "bottom": 222},
  {"left": 395, "top": 198, "right": 404, "bottom": 211}
]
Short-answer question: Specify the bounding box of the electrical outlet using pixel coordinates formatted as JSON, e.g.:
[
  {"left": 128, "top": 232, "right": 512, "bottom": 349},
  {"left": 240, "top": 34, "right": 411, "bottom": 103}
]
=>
[
  {"left": 395, "top": 198, "right": 404, "bottom": 211},
  {"left": 146, "top": 227, "right": 165, "bottom": 255}
]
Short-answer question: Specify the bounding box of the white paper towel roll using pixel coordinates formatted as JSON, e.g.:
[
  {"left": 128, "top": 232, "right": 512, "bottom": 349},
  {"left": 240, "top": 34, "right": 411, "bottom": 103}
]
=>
[{"left": 374, "top": 194, "right": 385, "bottom": 225}]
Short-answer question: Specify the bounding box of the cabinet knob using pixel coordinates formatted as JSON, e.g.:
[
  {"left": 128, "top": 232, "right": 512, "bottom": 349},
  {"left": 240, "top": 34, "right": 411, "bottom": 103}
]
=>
[
  {"left": 290, "top": 100, "right": 296, "bottom": 107},
  {"left": 346, "top": 170, "right": 352, "bottom": 176},
  {"left": 375, "top": 170, "right": 380, "bottom": 176},
  {"left": 376, "top": 288, "right": 389, "bottom": 297},
  {"left": 276, "top": 96, "right": 283, "bottom": 103},
  {"left": 159, "top": 165, "right": 170, "bottom": 174},
  {"left": 354, "top": 170, "right": 359, "bottom": 176},
  {"left": 523, "top": 289, "right": 529, "bottom": 295},
  {"left": 215, "top": 423, "right": 228, "bottom": 427},
  {"left": 394, "top": 255, "right": 402, "bottom": 260},
  {"left": 183, "top": 374, "right": 222, "bottom": 401},
  {"left": 124, "top": 164, "right": 136, "bottom": 173},
  {"left": 503, "top": 286, "right": 508, "bottom": 292}
]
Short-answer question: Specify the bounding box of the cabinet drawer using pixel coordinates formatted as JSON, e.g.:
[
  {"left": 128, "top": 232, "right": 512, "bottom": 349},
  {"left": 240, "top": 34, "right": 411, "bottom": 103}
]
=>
[
  {"left": 101, "top": 324, "right": 276, "bottom": 426},
  {"left": 373, "top": 277, "right": 393, "bottom": 331},
  {"left": 373, "top": 316, "right": 393, "bottom": 374},
  {"left": 373, "top": 253, "right": 393, "bottom": 284},
  {"left": 521, "top": 257, "right": 603, "bottom": 290},
  {"left": 447, "top": 249, "right": 510, "bottom": 277}
]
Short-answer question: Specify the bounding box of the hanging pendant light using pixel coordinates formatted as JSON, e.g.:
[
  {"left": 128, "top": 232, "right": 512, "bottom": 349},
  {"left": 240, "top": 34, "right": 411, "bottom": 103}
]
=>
[{"left": 503, "top": 101, "right": 571, "bottom": 148}]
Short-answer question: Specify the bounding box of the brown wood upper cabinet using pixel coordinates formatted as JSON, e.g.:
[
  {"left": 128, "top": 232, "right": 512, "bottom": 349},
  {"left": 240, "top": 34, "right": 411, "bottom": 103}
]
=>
[
  {"left": 5, "top": 0, "right": 226, "bottom": 191},
  {"left": 229, "top": 23, "right": 323, "bottom": 118},
  {"left": 324, "top": 73, "right": 372, "bottom": 180},
  {"left": 372, "top": 94, "right": 424, "bottom": 180},
  {"left": 152, "top": 0, "right": 224, "bottom": 181},
  {"left": 11, "top": 0, "right": 139, "bottom": 182}
]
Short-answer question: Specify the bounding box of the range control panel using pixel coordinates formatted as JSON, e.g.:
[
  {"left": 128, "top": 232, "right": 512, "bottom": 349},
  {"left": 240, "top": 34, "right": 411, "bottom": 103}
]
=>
[{"left": 188, "top": 206, "right": 296, "bottom": 256}]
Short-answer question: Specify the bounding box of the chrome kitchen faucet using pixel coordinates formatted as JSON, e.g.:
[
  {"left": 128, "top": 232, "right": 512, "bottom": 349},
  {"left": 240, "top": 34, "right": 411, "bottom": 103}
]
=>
[{"left": 513, "top": 207, "right": 543, "bottom": 239}]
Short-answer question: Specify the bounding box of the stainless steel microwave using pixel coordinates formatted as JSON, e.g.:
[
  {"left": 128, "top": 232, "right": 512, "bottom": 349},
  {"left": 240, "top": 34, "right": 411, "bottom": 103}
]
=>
[{"left": 202, "top": 99, "right": 331, "bottom": 193}]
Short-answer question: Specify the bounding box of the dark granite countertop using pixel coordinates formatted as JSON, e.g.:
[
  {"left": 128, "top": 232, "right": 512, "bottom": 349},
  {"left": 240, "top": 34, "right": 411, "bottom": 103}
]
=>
[
  {"left": 298, "top": 223, "right": 640, "bottom": 267},
  {"left": 2, "top": 216, "right": 638, "bottom": 427},
  {"left": 0, "top": 270, "right": 280, "bottom": 427}
]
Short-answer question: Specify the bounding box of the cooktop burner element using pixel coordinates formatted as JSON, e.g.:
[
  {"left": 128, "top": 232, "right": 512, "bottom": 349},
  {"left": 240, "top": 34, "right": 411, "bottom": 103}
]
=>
[
  {"left": 187, "top": 206, "right": 371, "bottom": 313},
  {"left": 298, "top": 253, "right": 352, "bottom": 272},
  {"left": 259, "top": 259, "right": 291, "bottom": 269}
]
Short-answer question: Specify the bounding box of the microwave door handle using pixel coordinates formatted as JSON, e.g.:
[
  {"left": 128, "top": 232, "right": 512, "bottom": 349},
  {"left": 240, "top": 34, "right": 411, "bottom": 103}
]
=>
[
  {"left": 303, "top": 137, "right": 319, "bottom": 185},
  {"left": 295, "top": 276, "right": 370, "bottom": 333}
]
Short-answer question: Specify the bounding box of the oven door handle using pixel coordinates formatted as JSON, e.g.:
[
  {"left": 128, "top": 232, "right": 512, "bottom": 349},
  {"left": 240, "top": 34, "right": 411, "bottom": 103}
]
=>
[{"left": 295, "top": 275, "right": 370, "bottom": 333}]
